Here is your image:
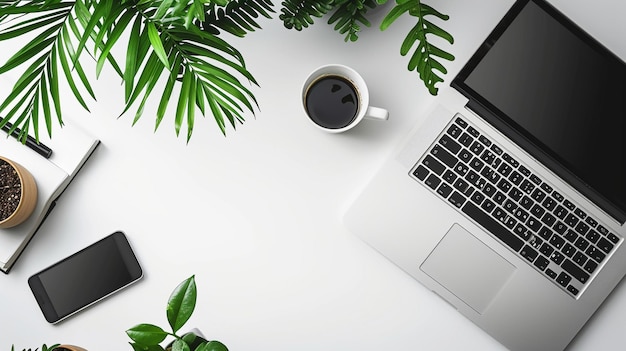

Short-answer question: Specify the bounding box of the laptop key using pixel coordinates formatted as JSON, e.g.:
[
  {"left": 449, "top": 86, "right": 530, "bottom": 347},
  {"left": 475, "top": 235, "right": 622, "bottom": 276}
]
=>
[
  {"left": 479, "top": 135, "right": 492, "bottom": 147},
  {"left": 550, "top": 251, "right": 565, "bottom": 265},
  {"left": 520, "top": 245, "right": 538, "bottom": 262},
  {"left": 520, "top": 196, "right": 534, "bottom": 210},
  {"left": 552, "top": 191, "right": 564, "bottom": 202},
  {"left": 459, "top": 133, "right": 474, "bottom": 147},
  {"left": 575, "top": 222, "right": 590, "bottom": 235},
  {"left": 598, "top": 240, "right": 615, "bottom": 259},
  {"left": 584, "top": 260, "right": 598, "bottom": 274},
  {"left": 586, "top": 230, "right": 600, "bottom": 244},
  {"left": 448, "top": 191, "right": 466, "bottom": 208},
  {"left": 431, "top": 145, "right": 458, "bottom": 168},
  {"left": 413, "top": 165, "right": 429, "bottom": 180},
  {"left": 564, "top": 230, "right": 578, "bottom": 243},
  {"left": 455, "top": 117, "right": 468, "bottom": 129},
  {"left": 502, "top": 153, "right": 519, "bottom": 167},
  {"left": 470, "top": 141, "right": 485, "bottom": 155},
  {"left": 542, "top": 197, "right": 557, "bottom": 211},
  {"left": 562, "top": 259, "right": 590, "bottom": 284},
  {"left": 443, "top": 170, "right": 457, "bottom": 183},
  {"left": 554, "top": 205, "right": 568, "bottom": 219},
  {"left": 437, "top": 183, "right": 453, "bottom": 198},
  {"left": 562, "top": 243, "right": 576, "bottom": 257},
  {"left": 423, "top": 155, "right": 445, "bottom": 175},
  {"left": 564, "top": 213, "right": 579, "bottom": 227},
  {"left": 467, "top": 126, "right": 480, "bottom": 138},
  {"left": 459, "top": 149, "right": 473, "bottom": 163},
  {"left": 480, "top": 150, "right": 496, "bottom": 165},
  {"left": 481, "top": 199, "right": 496, "bottom": 213},
  {"left": 586, "top": 246, "right": 606, "bottom": 263},
  {"left": 572, "top": 251, "right": 587, "bottom": 266},
  {"left": 447, "top": 124, "right": 463, "bottom": 138},
  {"left": 526, "top": 217, "right": 542, "bottom": 232},
  {"left": 556, "top": 272, "right": 572, "bottom": 287},
  {"left": 490, "top": 144, "right": 503, "bottom": 155},
  {"left": 541, "top": 212, "right": 556, "bottom": 227},
  {"left": 584, "top": 216, "right": 598, "bottom": 228},
  {"left": 534, "top": 256, "right": 550, "bottom": 271},
  {"left": 439, "top": 134, "right": 462, "bottom": 154},
  {"left": 545, "top": 268, "right": 557, "bottom": 279},
  {"left": 425, "top": 174, "right": 441, "bottom": 190},
  {"left": 462, "top": 202, "right": 524, "bottom": 252},
  {"left": 454, "top": 163, "right": 470, "bottom": 176},
  {"left": 607, "top": 233, "right": 620, "bottom": 244},
  {"left": 567, "top": 285, "right": 579, "bottom": 296}
]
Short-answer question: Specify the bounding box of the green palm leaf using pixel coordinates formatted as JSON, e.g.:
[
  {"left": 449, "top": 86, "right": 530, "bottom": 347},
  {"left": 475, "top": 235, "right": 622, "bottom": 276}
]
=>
[
  {"left": 201, "top": 0, "right": 275, "bottom": 37},
  {"left": 279, "top": 0, "right": 334, "bottom": 31},
  {"left": 0, "top": 0, "right": 117, "bottom": 142},
  {"left": 327, "top": 0, "right": 377, "bottom": 42},
  {"left": 381, "top": 0, "right": 454, "bottom": 95},
  {"left": 1, "top": 0, "right": 261, "bottom": 142},
  {"left": 118, "top": 0, "right": 260, "bottom": 141}
]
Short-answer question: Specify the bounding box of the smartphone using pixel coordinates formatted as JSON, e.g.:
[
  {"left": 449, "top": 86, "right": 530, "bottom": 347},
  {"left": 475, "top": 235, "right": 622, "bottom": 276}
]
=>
[{"left": 28, "top": 231, "right": 143, "bottom": 323}]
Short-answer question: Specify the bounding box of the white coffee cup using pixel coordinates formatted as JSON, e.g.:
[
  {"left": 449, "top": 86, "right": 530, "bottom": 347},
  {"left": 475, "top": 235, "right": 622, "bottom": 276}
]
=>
[{"left": 302, "top": 64, "right": 389, "bottom": 133}]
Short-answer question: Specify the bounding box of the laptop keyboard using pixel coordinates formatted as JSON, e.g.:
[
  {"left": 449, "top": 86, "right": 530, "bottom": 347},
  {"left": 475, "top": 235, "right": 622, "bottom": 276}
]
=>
[{"left": 411, "top": 115, "right": 622, "bottom": 298}]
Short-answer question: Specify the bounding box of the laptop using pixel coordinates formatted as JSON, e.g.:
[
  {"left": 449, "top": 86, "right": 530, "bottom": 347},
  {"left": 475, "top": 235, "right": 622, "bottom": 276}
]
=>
[{"left": 344, "top": 0, "right": 626, "bottom": 350}]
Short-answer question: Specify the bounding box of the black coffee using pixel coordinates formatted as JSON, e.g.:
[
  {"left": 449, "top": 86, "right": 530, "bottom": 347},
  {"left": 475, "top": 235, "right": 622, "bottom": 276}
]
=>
[{"left": 305, "top": 75, "right": 359, "bottom": 129}]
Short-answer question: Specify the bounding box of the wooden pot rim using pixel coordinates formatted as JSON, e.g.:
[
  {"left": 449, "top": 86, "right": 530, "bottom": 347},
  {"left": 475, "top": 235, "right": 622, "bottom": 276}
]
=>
[{"left": 0, "top": 155, "right": 37, "bottom": 227}]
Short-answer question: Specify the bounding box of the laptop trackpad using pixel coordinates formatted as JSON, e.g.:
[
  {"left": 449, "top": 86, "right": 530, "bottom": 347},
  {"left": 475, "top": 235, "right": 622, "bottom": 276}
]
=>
[{"left": 421, "top": 224, "right": 516, "bottom": 314}]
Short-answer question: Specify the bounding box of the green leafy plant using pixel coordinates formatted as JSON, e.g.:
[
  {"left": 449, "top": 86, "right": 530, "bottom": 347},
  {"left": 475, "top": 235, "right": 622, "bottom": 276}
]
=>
[
  {"left": 126, "top": 275, "right": 228, "bottom": 351},
  {"left": 10, "top": 345, "right": 60, "bottom": 351},
  {"left": 279, "top": 0, "right": 454, "bottom": 94},
  {"left": 0, "top": 0, "right": 273, "bottom": 143},
  {"left": 380, "top": 0, "right": 454, "bottom": 95}
]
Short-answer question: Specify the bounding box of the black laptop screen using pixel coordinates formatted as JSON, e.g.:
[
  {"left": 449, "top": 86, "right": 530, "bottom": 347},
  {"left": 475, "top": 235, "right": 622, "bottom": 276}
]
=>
[{"left": 453, "top": 0, "right": 626, "bottom": 222}]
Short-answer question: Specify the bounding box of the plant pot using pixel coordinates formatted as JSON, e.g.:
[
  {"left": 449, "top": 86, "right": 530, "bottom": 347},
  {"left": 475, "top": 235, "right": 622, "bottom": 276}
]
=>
[
  {"left": 0, "top": 155, "right": 38, "bottom": 228},
  {"left": 55, "top": 346, "right": 87, "bottom": 351}
]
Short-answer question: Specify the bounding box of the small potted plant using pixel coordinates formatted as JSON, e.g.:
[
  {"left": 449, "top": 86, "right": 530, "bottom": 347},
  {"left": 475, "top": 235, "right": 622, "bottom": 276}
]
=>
[
  {"left": 126, "top": 275, "right": 228, "bottom": 351},
  {"left": 0, "top": 155, "right": 38, "bottom": 229}
]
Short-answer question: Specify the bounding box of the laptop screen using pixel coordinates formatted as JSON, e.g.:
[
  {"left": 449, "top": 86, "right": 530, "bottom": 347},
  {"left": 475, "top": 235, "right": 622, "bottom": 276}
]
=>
[{"left": 452, "top": 0, "right": 626, "bottom": 223}]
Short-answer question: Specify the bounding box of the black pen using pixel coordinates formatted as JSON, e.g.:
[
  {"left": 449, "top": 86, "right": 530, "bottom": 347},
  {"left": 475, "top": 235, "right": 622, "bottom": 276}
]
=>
[{"left": 1, "top": 121, "right": 53, "bottom": 159}]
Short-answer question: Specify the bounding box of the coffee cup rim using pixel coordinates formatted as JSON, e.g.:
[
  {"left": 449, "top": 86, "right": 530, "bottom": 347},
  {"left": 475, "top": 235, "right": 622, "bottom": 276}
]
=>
[{"left": 302, "top": 64, "right": 370, "bottom": 133}]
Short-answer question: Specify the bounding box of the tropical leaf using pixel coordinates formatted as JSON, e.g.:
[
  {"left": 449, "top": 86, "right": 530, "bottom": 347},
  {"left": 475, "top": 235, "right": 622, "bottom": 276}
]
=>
[
  {"left": 0, "top": 0, "right": 124, "bottom": 142},
  {"left": 0, "top": 0, "right": 88, "bottom": 141},
  {"left": 327, "top": 0, "right": 377, "bottom": 42},
  {"left": 126, "top": 323, "right": 169, "bottom": 346},
  {"left": 201, "top": 0, "right": 275, "bottom": 37},
  {"left": 166, "top": 275, "right": 197, "bottom": 334},
  {"left": 0, "top": 0, "right": 261, "bottom": 143},
  {"left": 381, "top": 0, "right": 454, "bottom": 95},
  {"left": 279, "top": 0, "right": 334, "bottom": 31},
  {"left": 118, "top": 1, "right": 260, "bottom": 141}
]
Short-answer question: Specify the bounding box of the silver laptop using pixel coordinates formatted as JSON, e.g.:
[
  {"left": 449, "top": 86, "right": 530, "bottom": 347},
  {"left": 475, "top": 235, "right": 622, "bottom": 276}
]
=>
[{"left": 344, "top": 0, "right": 626, "bottom": 350}]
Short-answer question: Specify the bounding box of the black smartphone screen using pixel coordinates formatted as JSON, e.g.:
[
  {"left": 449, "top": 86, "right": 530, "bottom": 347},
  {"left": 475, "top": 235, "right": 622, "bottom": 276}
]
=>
[{"left": 28, "top": 231, "right": 142, "bottom": 323}]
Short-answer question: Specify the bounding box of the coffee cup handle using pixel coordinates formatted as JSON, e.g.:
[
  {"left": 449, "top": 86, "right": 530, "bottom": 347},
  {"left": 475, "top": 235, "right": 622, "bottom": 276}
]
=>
[{"left": 365, "top": 106, "right": 389, "bottom": 121}]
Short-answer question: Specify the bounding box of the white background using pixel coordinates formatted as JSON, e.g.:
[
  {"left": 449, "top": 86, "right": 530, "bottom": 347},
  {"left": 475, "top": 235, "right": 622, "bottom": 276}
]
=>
[{"left": 1, "top": 0, "right": 625, "bottom": 349}]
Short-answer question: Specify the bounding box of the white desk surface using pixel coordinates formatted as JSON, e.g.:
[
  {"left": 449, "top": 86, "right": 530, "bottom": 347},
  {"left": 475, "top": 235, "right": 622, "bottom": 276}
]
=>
[{"left": 1, "top": 0, "right": 625, "bottom": 349}]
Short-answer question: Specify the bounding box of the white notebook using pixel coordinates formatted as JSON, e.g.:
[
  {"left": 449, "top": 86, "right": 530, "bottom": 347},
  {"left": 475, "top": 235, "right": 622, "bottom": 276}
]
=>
[{"left": 0, "top": 123, "right": 99, "bottom": 273}]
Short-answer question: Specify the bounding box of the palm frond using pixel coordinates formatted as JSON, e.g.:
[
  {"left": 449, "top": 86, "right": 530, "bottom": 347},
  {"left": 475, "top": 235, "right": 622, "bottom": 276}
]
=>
[
  {"left": 327, "top": 0, "right": 377, "bottom": 42},
  {"left": 118, "top": 0, "right": 260, "bottom": 141},
  {"left": 279, "top": 0, "right": 334, "bottom": 31},
  {"left": 0, "top": 0, "right": 99, "bottom": 142},
  {"left": 381, "top": 0, "right": 454, "bottom": 95},
  {"left": 0, "top": 0, "right": 261, "bottom": 142},
  {"left": 201, "top": 0, "right": 275, "bottom": 37}
]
